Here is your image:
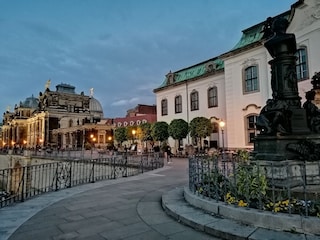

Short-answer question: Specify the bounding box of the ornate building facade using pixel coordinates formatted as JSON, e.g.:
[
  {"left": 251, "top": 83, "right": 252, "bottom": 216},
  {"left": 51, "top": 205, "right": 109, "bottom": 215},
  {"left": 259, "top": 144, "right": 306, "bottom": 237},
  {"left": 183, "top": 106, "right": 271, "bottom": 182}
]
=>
[
  {"left": 154, "top": 0, "right": 320, "bottom": 152},
  {"left": 2, "top": 81, "right": 157, "bottom": 151},
  {"left": 2, "top": 82, "right": 105, "bottom": 150}
]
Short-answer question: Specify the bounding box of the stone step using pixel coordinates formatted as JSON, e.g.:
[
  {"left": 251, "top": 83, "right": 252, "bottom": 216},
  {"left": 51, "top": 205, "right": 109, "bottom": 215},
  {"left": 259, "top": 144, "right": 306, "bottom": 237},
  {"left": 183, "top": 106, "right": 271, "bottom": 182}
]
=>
[{"left": 162, "top": 187, "right": 319, "bottom": 240}]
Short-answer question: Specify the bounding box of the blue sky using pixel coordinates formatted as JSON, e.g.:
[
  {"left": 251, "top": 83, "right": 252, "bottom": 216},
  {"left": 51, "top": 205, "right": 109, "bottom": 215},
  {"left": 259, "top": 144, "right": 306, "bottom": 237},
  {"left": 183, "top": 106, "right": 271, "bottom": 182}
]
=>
[{"left": 0, "top": 0, "right": 296, "bottom": 120}]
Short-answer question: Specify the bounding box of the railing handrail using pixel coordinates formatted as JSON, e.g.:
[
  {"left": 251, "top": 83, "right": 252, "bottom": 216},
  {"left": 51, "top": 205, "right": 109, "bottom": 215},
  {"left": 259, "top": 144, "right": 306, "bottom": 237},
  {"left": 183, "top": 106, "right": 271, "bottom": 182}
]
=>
[{"left": 0, "top": 153, "right": 164, "bottom": 209}]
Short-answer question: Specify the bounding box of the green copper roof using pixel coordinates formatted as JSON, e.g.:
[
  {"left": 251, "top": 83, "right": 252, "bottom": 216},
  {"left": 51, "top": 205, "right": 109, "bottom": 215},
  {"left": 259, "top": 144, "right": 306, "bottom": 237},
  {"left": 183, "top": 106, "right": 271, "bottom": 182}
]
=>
[
  {"left": 231, "top": 25, "right": 264, "bottom": 51},
  {"left": 155, "top": 58, "right": 224, "bottom": 90},
  {"left": 231, "top": 11, "right": 290, "bottom": 52},
  {"left": 154, "top": 9, "right": 292, "bottom": 92}
]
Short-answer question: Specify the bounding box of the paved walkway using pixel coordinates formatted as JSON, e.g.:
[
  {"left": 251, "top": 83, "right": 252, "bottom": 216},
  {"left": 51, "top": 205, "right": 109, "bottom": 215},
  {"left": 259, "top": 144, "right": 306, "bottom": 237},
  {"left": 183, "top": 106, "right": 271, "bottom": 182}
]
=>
[
  {"left": 0, "top": 158, "right": 219, "bottom": 240},
  {"left": 1, "top": 158, "right": 319, "bottom": 240}
]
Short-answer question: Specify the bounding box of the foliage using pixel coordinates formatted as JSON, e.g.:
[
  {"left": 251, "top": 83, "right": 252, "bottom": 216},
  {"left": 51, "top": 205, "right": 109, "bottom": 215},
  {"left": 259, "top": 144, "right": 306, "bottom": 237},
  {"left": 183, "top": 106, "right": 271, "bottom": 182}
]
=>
[
  {"left": 151, "top": 121, "right": 169, "bottom": 143},
  {"left": 139, "top": 122, "right": 153, "bottom": 142},
  {"left": 193, "top": 153, "right": 320, "bottom": 217},
  {"left": 84, "top": 142, "right": 92, "bottom": 150},
  {"left": 189, "top": 117, "right": 212, "bottom": 149},
  {"left": 114, "top": 127, "right": 127, "bottom": 144},
  {"left": 126, "top": 126, "right": 137, "bottom": 141},
  {"left": 236, "top": 149, "right": 250, "bottom": 162},
  {"left": 189, "top": 117, "right": 212, "bottom": 139},
  {"left": 265, "top": 199, "right": 320, "bottom": 217},
  {"left": 168, "top": 119, "right": 189, "bottom": 140}
]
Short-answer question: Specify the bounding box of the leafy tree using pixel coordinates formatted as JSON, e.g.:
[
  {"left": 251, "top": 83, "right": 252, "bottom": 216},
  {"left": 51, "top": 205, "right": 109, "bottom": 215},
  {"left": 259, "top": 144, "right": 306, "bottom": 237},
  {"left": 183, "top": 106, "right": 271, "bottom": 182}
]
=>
[
  {"left": 151, "top": 121, "right": 169, "bottom": 144},
  {"left": 126, "top": 126, "right": 137, "bottom": 142},
  {"left": 168, "top": 119, "right": 189, "bottom": 152},
  {"left": 138, "top": 122, "right": 153, "bottom": 142},
  {"left": 114, "top": 127, "right": 127, "bottom": 146},
  {"left": 138, "top": 122, "right": 153, "bottom": 151},
  {"left": 189, "top": 117, "right": 212, "bottom": 149}
]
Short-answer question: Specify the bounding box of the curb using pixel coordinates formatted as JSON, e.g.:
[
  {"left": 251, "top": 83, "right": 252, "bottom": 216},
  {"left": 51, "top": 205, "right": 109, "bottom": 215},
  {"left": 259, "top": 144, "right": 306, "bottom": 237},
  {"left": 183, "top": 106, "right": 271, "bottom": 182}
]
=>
[{"left": 162, "top": 187, "right": 320, "bottom": 240}]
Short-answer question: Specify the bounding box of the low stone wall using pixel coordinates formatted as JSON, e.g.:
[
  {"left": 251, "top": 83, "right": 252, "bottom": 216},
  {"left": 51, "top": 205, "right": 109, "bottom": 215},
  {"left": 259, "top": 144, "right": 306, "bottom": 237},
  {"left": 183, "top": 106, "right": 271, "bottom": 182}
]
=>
[{"left": 184, "top": 186, "right": 320, "bottom": 235}]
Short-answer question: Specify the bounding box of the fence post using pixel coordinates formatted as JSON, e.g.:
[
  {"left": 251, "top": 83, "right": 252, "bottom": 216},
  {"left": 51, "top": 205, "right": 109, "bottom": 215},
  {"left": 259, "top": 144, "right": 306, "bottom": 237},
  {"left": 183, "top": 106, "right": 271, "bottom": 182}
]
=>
[
  {"left": 91, "top": 159, "right": 95, "bottom": 183},
  {"left": 20, "top": 167, "right": 25, "bottom": 202},
  {"left": 55, "top": 163, "right": 59, "bottom": 191},
  {"left": 303, "top": 160, "right": 308, "bottom": 217}
]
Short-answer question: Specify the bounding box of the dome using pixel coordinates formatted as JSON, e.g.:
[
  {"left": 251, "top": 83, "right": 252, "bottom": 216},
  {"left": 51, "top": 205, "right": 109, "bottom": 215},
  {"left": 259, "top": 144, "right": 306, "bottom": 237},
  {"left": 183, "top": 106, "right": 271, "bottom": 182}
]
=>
[
  {"left": 89, "top": 97, "right": 103, "bottom": 116},
  {"left": 21, "top": 95, "right": 39, "bottom": 109}
]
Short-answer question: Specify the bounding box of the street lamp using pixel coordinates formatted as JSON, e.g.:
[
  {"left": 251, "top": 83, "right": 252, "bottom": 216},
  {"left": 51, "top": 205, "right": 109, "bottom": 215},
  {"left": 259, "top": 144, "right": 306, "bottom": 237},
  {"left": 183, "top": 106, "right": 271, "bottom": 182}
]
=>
[
  {"left": 219, "top": 120, "right": 225, "bottom": 156},
  {"left": 219, "top": 120, "right": 227, "bottom": 204},
  {"left": 132, "top": 129, "right": 136, "bottom": 144},
  {"left": 90, "top": 134, "right": 96, "bottom": 159}
]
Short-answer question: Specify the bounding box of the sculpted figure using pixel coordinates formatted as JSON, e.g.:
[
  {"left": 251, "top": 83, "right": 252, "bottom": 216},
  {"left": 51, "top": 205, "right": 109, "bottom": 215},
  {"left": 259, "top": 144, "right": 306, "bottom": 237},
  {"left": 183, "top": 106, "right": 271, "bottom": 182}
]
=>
[
  {"left": 256, "top": 98, "right": 290, "bottom": 135},
  {"left": 303, "top": 90, "right": 320, "bottom": 133}
]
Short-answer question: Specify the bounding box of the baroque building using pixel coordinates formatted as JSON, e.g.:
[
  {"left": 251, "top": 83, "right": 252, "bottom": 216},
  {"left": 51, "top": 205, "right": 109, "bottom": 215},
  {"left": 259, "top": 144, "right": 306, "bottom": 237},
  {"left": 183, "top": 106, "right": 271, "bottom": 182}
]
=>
[
  {"left": 154, "top": 0, "right": 320, "bottom": 153},
  {"left": 2, "top": 81, "right": 104, "bottom": 149},
  {"left": 2, "top": 80, "right": 157, "bottom": 151}
]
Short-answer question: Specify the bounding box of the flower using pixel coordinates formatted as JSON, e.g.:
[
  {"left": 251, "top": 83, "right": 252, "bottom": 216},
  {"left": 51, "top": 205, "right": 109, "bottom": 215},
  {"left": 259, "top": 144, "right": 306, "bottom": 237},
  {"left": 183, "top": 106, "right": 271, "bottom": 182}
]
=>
[{"left": 238, "top": 200, "right": 247, "bottom": 207}]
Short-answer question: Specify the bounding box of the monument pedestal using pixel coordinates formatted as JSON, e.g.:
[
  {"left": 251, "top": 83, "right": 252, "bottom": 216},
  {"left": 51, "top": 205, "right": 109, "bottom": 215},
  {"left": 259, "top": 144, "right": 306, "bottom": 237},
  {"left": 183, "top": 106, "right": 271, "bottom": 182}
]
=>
[
  {"left": 253, "top": 134, "right": 320, "bottom": 188},
  {"left": 253, "top": 134, "right": 320, "bottom": 161}
]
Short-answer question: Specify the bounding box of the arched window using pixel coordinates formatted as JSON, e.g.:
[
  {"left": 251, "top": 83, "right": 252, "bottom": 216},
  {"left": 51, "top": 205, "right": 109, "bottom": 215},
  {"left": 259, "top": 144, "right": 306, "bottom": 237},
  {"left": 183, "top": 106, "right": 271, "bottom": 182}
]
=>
[
  {"left": 175, "top": 95, "right": 182, "bottom": 113},
  {"left": 208, "top": 87, "right": 218, "bottom": 108},
  {"left": 245, "top": 114, "right": 258, "bottom": 145},
  {"left": 243, "top": 66, "right": 259, "bottom": 93},
  {"left": 190, "top": 90, "right": 199, "bottom": 111},
  {"left": 161, "top": 99, "right": 168, "bottom": 116},
  {"left": 296, "top": 47, "right": 309, "bottom": 81}
]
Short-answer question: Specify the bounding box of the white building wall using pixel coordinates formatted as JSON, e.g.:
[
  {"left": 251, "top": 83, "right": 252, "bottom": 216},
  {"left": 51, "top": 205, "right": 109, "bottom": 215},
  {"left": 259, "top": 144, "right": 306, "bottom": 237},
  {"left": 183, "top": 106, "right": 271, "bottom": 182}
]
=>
[
  {"left": 288, "top": 0, "right": 320, "bottom": 99},
  {"left": 223, "top": 47, "right": 272, "bottom": 149},
  {"left": 156, "top": 72, "right": 225, "bottom": 152},
  {"left": 155, "top": 0, "right": 320, "bottom": 152}
]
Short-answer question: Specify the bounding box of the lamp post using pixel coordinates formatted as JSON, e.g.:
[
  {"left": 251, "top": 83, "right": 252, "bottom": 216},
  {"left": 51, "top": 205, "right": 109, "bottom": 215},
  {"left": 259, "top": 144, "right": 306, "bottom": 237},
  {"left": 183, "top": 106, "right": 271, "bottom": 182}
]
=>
[
  {"left": 219, "top": 120, "right": 225, "bottom": 157},
  {"left": 132, "top": 129, "right": 136, "bottom": 144},
  {"left": 219, "top": 120, "right": 227, "bottom": 203},
  {"left": 90, "top": 134, "right": 96, "bottom": 159}
]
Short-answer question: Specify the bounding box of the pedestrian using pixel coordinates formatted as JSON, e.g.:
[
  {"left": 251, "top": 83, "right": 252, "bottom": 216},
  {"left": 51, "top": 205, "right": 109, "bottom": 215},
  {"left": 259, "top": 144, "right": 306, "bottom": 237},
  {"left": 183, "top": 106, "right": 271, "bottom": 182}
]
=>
[{"left": 166, "top": 145, "right": 172, "bottom": 163}]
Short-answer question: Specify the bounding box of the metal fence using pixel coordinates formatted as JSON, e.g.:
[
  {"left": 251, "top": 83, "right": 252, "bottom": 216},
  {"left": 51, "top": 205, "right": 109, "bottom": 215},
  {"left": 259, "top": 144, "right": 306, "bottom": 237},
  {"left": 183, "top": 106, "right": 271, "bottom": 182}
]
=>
[
  {"left": 189, "top": 153, "right": 320, "bottom": 217},
  {"left": 0, "top": 153, "right": 164, "bottom": 208}
]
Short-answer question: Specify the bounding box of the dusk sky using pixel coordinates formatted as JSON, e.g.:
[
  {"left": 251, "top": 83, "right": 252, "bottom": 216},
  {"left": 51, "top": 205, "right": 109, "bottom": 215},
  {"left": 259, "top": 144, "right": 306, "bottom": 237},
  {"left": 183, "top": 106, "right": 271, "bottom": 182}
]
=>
[{"left": 0, "top": 0, "right": 296, "bottom": 120}]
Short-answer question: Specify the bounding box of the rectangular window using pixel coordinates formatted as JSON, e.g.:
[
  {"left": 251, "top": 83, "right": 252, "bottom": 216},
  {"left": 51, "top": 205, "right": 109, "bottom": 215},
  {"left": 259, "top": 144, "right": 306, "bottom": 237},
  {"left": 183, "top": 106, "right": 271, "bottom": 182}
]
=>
[
  {"left": 296, "top": 48, "right": 308, "bottom": 81},
  {"left": 161, "top": 99, "right": 168, "bottom": 116},
  {"left": 99, "top": 134, "right": 104, "bottom": 144},
  {"left": 208, "top": 87, "right": 218, "bottom": 108},
  {"left": 247, "top": 115, "right": 257, "bottom": 144},
  {"left": 190, "top": 91, "right": 199, "bottom": 111},
  {"left": 175, "top": 95, "right": 182, "bottom": 113},
  {"left": 244, "top": 66, "right": 259, "bottom": 93}
]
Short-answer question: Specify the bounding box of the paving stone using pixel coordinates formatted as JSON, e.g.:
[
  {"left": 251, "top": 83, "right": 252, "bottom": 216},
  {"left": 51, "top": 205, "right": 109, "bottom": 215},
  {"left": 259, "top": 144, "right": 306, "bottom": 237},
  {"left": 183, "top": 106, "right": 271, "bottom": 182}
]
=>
[
  {"left": 205, "top": 218, "right": 256, "bottom": 240},
  {"left": 249, "top": 228, "right": 307, "bottom": 240}
]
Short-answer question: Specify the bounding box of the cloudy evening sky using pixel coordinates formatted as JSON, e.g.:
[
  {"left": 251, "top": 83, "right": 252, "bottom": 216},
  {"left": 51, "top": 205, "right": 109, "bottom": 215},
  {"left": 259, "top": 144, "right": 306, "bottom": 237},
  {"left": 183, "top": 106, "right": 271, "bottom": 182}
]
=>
[{"left": 0, "top": 0, "right": 296, "bottom": 120}]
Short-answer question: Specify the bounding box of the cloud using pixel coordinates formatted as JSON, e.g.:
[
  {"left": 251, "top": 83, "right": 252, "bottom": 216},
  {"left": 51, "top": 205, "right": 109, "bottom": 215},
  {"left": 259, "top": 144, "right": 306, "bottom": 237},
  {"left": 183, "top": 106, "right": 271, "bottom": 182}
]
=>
[{"left": 111, "top": 97, "right": 139, "bottom": 107}]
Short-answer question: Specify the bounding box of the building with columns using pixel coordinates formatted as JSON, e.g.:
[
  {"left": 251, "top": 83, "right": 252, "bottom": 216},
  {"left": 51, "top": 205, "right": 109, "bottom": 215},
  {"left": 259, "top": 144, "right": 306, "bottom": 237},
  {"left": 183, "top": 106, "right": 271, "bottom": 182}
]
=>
[
  {"left": 1, "top": 81, "right": 157, "bottom": 151},
  {"left": 1, "top": 82, "right": 105, "bottom": 150},
  {"left": 154, "top": 0, "right": 320, "bottom": 152}
]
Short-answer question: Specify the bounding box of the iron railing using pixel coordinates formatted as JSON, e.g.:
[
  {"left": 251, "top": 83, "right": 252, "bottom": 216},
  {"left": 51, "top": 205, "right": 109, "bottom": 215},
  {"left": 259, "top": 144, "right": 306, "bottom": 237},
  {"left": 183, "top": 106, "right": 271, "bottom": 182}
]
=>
[
  {"left": 0, "top": 153, "right": 164, "bottom": 208},
  {"left": 189, "top": 154, "right": 320, "bottom": 217}
]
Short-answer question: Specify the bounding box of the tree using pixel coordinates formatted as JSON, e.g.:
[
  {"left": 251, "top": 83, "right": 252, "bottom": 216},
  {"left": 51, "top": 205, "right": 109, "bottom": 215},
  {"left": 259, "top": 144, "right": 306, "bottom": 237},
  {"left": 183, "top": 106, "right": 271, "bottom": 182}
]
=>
[
  {"left": 126, "top": 126, "right": 137, "bottom": 143},
  {"left": 138, "top": 122, "right": 153, "bottom": 142},
  {"left": 189, "top": 117, "right": 212, "bottom": 150},
  {"left": 138, "top": 122, "right": 153, "bottom": 151},
  {"left": 151, "top": 121, "right": 169, "bottom": 144},
  {"left": 168, "top": 119, "right": 189, "bottom": 153},
  {"left": 114, "top": 127, "right": 127, "bottom": 147}
]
